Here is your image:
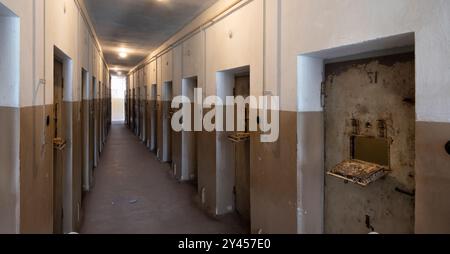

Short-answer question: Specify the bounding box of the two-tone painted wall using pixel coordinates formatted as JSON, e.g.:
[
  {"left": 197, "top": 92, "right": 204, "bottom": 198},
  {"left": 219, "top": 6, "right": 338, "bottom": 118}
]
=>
[
  {"left": 126, "top": 0, "right": 450, "bottom": 234},
  {"left": 0, "top": 0, "right": 110, "bottom": 234}
]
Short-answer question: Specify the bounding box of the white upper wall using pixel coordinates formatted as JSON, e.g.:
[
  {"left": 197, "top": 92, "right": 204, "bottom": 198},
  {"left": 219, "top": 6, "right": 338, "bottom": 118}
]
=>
[
  {"left": 204, "top": 0, "right": 264, "bottom": 97},
  {"left": 0, "top": 0, "right": 108, "bottom": 106},
  {"left": 0, "top": 16, "right": 20, "bottom": 107},
  {"left": 182, "top": 31, "right": 205, "bottom": 81},
  {"left": 281, "top": 0, "right": 450, "bottom": 121}
]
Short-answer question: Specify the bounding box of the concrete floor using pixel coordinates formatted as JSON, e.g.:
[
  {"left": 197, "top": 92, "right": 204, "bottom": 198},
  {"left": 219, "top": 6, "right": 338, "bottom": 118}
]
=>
[{"left": 80, "top": 123, "right": 247, "bottom": 234}]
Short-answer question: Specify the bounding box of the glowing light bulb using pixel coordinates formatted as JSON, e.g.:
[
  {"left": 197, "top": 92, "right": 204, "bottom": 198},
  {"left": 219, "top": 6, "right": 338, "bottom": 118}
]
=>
[{"left": 119, "top": 52, "right": 128, "bottom": 58}]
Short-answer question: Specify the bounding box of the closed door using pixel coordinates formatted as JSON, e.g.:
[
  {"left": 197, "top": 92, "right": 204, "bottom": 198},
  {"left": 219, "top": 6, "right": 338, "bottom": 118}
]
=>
[
  {"left": 53, "top": 59, "right": 64, "bottom": 234},
  {"left": 151, "top": 85, "right": 157, "bottom": 151},
  {"left": 234, "top": 75, "right": 251, "bottom": 224},
  {"left": 324, "top": 53, "right": 415, "bottom": 234},
  {"left": 163, "top": 82, "right": 173, "bottom": 162}
]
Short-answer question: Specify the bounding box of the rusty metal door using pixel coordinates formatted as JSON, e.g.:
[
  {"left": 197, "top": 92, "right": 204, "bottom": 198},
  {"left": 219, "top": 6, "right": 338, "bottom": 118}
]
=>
[{"left": 324, "top": 53, "right": 416, "bottom": 234}]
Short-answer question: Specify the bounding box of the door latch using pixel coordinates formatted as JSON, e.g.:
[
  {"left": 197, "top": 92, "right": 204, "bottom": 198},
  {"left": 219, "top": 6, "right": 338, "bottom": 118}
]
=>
[{"left": 53, "top": 138, "right": 67, "bottom": 151}]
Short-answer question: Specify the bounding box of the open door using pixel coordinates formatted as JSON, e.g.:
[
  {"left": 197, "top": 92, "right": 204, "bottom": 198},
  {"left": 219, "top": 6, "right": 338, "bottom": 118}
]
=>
[{"left": 53, "top": 58, "right": 65, "bottom": 234}]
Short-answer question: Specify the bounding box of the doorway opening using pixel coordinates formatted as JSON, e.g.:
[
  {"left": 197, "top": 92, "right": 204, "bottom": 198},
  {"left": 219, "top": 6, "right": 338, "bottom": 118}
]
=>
[
  {"left": 296, "top": 32, "right": 416, "bottom": 234},
  {"left": 323, "top": 51, "right": 415, "bottom": 234},
  {"left": 128, "top": 88, "right": 131, "bottom": 126},
  {"left": 162, "top": 81, "right": 173, "bottom": 163},
  {"left": 53, "top": 58, "right": 64, "bottom": 234},
  {"left": 52, "top": 47, "right": 74, "bottom": 234},
  {"left": 111, "top": 75, "right": 126, "bottom": 122},
  {"left": 181, "top": 77, "right": 198, "bottom": 183},
  {"left": 137, "top": 86, "right": 142, "bottom": 138},
  {"left": 134, "top": 88, "right": 139, "bottom": 135},
  {"left": 131, "top": 88, "right": 136, "bottom": 132},
  {"left": 141, "top": 86, "right": 147, "bottom": 143},
  {"left": 125, "top": 89, "right": 129, "bottom": 125},
  {"left": 216, "top": 66, "right": 251, "bottom": 230},
  {"left": 81, "top": 69, "right": 93, "bottom": 192},
  {"left": 92, "top": 77, "right": 98, "bottom": 168},
  {"left": 97, "top": 81, "right": 102, "bottom": 163},
  {"left": 99, "top": 81, "right": 103, "bottom": 153},
  {"left": 150, "top": 84, "right": 158, "bottom": 152},
  {"left": 145, "top": 86, "right": 151, "bottom": 148}
]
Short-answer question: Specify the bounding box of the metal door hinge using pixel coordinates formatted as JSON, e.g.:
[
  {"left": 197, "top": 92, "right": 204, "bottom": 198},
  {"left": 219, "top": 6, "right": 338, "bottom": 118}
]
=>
[{"left": 320, "top": 81, "right": 326, "bottom": 108}]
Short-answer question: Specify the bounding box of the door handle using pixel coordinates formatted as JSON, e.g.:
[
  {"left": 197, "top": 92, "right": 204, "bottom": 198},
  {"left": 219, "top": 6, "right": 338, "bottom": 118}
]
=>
[{"left": 53, "top": 138, "right": 67, "bottom": 151}]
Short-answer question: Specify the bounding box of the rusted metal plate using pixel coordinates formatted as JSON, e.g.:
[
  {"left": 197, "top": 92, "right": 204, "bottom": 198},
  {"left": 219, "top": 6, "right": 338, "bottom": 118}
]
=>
[
  {"left": 327, "top": 160, "right": 390, "bottom": 187},
  {"left": 228, "top": 132, "right": 250, "bottom": 143}
]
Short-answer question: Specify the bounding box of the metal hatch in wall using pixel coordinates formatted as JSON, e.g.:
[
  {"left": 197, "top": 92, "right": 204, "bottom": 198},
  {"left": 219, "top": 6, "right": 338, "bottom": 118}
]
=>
[{"left": 327, "top": 135, "right": 391, "bottom": 187}]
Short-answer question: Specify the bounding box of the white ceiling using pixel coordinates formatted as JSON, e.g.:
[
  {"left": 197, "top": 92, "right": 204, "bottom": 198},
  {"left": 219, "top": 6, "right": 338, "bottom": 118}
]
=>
[{"left": 83, "top": 0, "right": 218, "bottom": 74}]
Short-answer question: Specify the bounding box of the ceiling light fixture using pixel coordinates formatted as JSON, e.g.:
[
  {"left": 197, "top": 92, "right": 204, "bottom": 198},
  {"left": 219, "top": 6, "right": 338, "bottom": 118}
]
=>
[
  {"left": 119, "top": 52, "right": 128, "bottom": 58},
  {"left": 118, "top": 47, "right": 129, "bottom": 59}
]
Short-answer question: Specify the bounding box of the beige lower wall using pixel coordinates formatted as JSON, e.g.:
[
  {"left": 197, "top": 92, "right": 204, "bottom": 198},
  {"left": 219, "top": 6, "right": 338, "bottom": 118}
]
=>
[
  {"left": 18, "top": 100, "right": 109, "bottom": 234},
  {"left": 296, "top": 111, "right": 324, "bottom": 234},
  {"left": 251, "top": 111, "right": 298, "bottom": 234},
  {"left": 0, "top": 107, "right": 20, "bottom": 234},
  {"left": 416, "top": 121, "right": 450, "bottom": 233},
  {"left": 20, "top": 105, "right": 54, "bottom": 233}
]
